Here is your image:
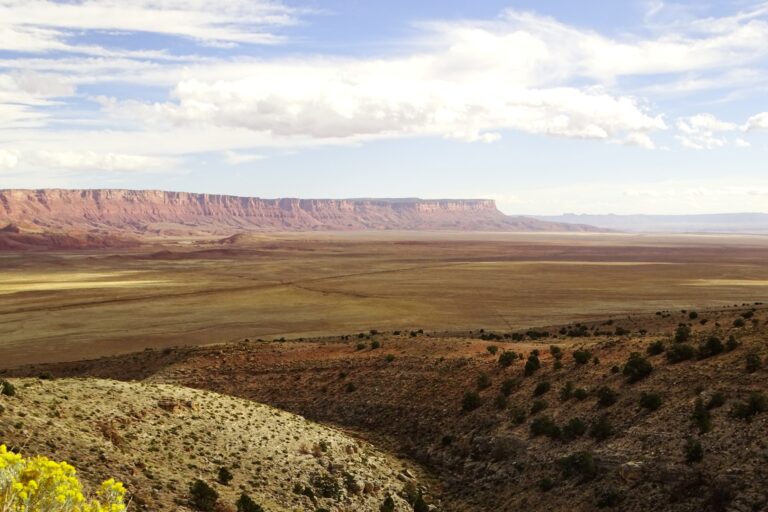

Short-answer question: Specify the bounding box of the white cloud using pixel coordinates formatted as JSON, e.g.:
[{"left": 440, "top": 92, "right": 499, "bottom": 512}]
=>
[
  {"left": 224, "top": 151, "right": 265, "bottom": 165},
  {"left": 0, "top": 149, "right": 19, "bottom": 170},
  {"left": 0, "top": 0, "right": 300, "bottom": 53},
  {"left": 744, "top": 112, "right": 768, "bottom": 131},
  {"left": 674, "top": 113, "right": 755, "bottom": 149},
  {"left": 31, "top": 151, "right": 176, "bottom": 172}
]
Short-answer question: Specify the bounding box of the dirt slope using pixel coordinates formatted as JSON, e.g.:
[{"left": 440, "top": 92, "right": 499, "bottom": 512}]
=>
[
  {"left": 0, "top": 378, "right": 433, "bottom": 512},
  {"left": 11, "top": 305, "right": 768, "bottom": 512}
]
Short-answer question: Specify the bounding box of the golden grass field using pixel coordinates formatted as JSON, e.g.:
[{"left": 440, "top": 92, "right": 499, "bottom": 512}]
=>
[{"left": 2, "top": 232, "right": 768, "bottom": 368}]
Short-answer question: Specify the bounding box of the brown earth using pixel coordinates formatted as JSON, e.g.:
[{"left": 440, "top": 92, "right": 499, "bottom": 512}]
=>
[
  {"left": 8, "top": 305, "right": 768, "bottom": 512},
  {"left": 0, "top": 189, "right": 598, "bottom": 240}
]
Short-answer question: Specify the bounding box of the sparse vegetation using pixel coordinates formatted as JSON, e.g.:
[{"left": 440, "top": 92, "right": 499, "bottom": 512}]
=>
[
  {"left": 674, "top": 324, "right": 691, "bottom": 343},
  {"left": 530, "top": 399, "right": 548, "bottom": 414},
  {"left": 666, "top": 343, "right": 696, "bottom": 363},
  {"left": 698, "top": 336, "right": 724, "bottom": 359},
  {"left": 622, "top": 352, "right": 652, "bottom": 382},
  {"left": 596, "top": 387, "right": 618, "bottom": 407},
  {"left": 639, "top": 392, "right": 662, "bottom": 411},
  {"left": 530, "top": 415, "right": 560, "bottom": 439},
  {"left": 533, "top": 381, "right": 551, "bottom": 397},
  {"left": 730, "top": 392, "right": 768, "bottom": 420},
  {"left": 462, "top": 391, "right": 482, "bottom": 412},
  {"left": 588, "top": 414, "right": 613, "bottom": 441},
  {"left": 573, "top": 350, "right": 591, "bottom": 365},
  {"left": 498, "top": 351, "right": 518, "bottom": 367}
]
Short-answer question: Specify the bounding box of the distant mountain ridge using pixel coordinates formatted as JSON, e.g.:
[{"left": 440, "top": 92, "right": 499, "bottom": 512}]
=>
[
  {"left": 0, "top": 189, "right": 599, "bottom": 239},
  {"left": 534, "top": 213, "right": 768, "bottom": 233}
]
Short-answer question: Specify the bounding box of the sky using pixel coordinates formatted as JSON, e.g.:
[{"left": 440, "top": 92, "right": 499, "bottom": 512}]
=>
[{"left": 1, "top": 1, "right": 768, "bottom": 215}]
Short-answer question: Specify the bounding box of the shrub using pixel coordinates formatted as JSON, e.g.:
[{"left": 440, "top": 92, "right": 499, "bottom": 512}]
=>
[
  {"left": 596, "top": 387, "right": 618, "bottom": 407},
  {"left": 0, "top": 445, "right": 127, "bottom": 512},
  {"left": 477, "top": 373, "right": 492, "bottom": 390},
  {"left": 725, "top": 335, "right": 739, "bottom": 352},
  {"left": 501, "top": 378, "right": 521, "bottom": 396},
  {"left": 510, "top": 406, "right": 527, "bottom": 425},
  {"left": 596, "top": 489, "right": 623, "bottom": 508},
  {"left": 559, "top": 452, "right": 598, "bottom": 482},
  {"left": 190, "top": 480, "right": 219, "bottom": 511},
  {"left": 0, "top": 380, "right": 15, "bottom": 397},
  {"left": 666, "top": 344, "right": 696, "bottom": 363},
  {"left": 623, "top": 353, "right": 653, "bottom": 383},
  {"left": 692, "top": 398, "right": 711, "bottom": 434},
  {"left": 380, "top": 496, "right": 396, "bottom": 512},
  {"left": 530, "top": 399, "right": 548, "bottom": 415},
  {"left": 462, "top": 391, "right": 482, "bottom": 412},
  {"left": 533, "top": 381, "right": 551, "bottom": 397},
  {"left": 538, "top": 477, "right": 555, "bottom": 492},
  {"left": 730, "top": 392, "right": 768, "bottom": 420},
  {"left": 573, "top": 350, "right": 591, "bottom": 365},
  {"left": 684, "top": 438, "right": 703, "bottom": 464},
  {"left": 733, "top": 318, "right": 745, "bottom": 328},
  {"left": 498, "top": 351, "right": 518, "bottom": 367},
  {"left": 413, "top": 494, "right": 429, "bottom": 512},
  {"left": 344, "top": 383, "right": 357, "bottom": 393},
  {"left": 524, "top": 355, "right": 541, "bottom": 376},
  {"left": 385, "top": 354, "right": 395, "bottom": 362},
  {"left": 706, "top": 392, "right": 726, "bottom": 410},
  {"left": 698, "top": 336, "right": 724, "bottom": 359},
  {"left": 560, "top": 381, "right": 574, "bottom": 401},
  {"left": 356, "top": 343, "right": 366, "bottom": 350},
  {"left": 370, "top": 340, "right": 381, "bottom": 349},
  {"left": 746, "top": 352, "right": 762, "bottom": 373},
  {"left": 647, "top": 340, "right": 665, "bottom": 355},
  {"left": 674, "top": 324, "right": 691, "bottom": 343},
  {"left": 310, "top": 474, "right": 342, "bottom": 500},
  {"left": 549, "top": 345, "right": 564, "bottom": 360},
  {"left": 562, "top": 418, "right": 587, "bottom": 440},
  {"left": 494, "top": 393, "right": 508, "bottom": 410},
  {"left": 573, "top": 387, "right": 589, "bottom": 401},
  {"left": 530, "top": 415, "right": 561, "bottom": 439},
  {"left": 487, "top": 345, "right": 499, "bottom": 355},
  {"left": 236, "top": 494, "right": 264, "bottom": 512},
  {"left": 689, "top": 311, "right": 698, "bottom": 320},
  {"left": 639, "top": 392, "right": 662, "bottom": 411},
  {"left": 217, "top": 467, "right": 234, "bottom": 485},
  {"left": 589, "top": 415, "right": 613, "bottom": 441}
]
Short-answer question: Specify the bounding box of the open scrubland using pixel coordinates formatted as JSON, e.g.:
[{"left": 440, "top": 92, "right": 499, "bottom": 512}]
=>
[{"left": 2, "top": 232, "right": 768, "bottom": 368}]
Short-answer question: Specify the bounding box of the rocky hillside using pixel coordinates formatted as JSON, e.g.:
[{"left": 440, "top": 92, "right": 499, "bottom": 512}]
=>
[
  {"left": 0, "top": 189, "right": 598, "bottom": 236},
  {"left": 0, "top": 378, "right": 433, "bottom": 512},
  {"left": 11, "top": 304, "right": 768, "bottom": 512}
]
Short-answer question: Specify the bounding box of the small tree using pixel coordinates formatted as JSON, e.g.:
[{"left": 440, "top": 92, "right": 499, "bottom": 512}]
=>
[
  {"left": 524, "top": 355, "right": 541, "bottom": 376},
  {"left": 498, "top": 351, "right": 517, "bottom": 367},
  {"left": 639, "top": 392, "right": 662, "bottom": 411},
  {"left": 674, "top": 324, "right": 691, "bottom": 343},
  {"left": 573, "top": 350, "right": 591, "bottom": 365},
  {"left": 698, "top": 336, "right": 724, "bottom": 359},
  {"left": 190, "top": 480, "right": 218, "bottom": 511},
  {"left": 0, "top": 380, "right": 15, "bottom": 397},
  {"left": 533, "top": 381, "right": 551, "bottom": 397},
  {"left": 596, "top": 386, "right": 618, "bottom": 407},
  {"left": 217, "top": 467, "right": 233, "bottom": 485},
  {"left": 623, "top": 353, "right": 653, "bottom": 383},
  {"left": 462, "top": 391, "right": 482, "bottom": 412},
  {"left": 666, "top": 344, "right": 696, "bottom": 363},
  {"left": 236, "top": 494, "right": 264, "bottom": 512}
]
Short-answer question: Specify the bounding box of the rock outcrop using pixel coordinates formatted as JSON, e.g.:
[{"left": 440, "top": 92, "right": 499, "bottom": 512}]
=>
[{"left": 0, "top": 189, "right": 599, "bottom": 235}]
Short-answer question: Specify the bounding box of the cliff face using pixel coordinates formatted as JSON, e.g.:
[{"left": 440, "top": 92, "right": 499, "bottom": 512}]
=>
[{"left": 0, "top": 189, "right": 595, "bottom": 235}]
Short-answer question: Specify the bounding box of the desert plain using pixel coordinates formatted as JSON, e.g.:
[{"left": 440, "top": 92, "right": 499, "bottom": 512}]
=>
[{"left": 2, "top": 231, "right": 767, "bottom": 368}]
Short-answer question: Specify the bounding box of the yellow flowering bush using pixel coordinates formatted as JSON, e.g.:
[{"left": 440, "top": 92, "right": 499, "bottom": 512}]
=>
[{"left": 0, "top": 445, "right": 126, "bottom": 512}]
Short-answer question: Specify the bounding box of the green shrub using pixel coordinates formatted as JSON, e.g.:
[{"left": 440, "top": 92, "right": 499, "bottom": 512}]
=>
[
  {"left": 746, "top": 352, "right": 762, "bottom": 373},
  {"left": 0, "top": 380, "right": 15, "bottom": 397},
  {"left": 462, "top": 391, "right": 482, "bottom": 412},
  {"left": 494, "top": 393, "right": 508, "bottom": 410},
  {"left": 370, "top": 340, "right": 381, "bottom": 350},
  {"left": 498, "top": 351, "right": 517, "bottom": 368},
  {"left": 639, "top": 392, "right": 662, "bottom": 411},
  {"left": 692, "top": 398, "right": 711, "bottom": 434},
  {"left": 524, "top": 355, "right": 541, "bottom": 376},
  {"left": 666, "top": 344, "right": 696, "bottom": 363},
  {"left": 190, "top": 480, "right": 218, "bottom": 511},
  {"left": 236, "top": 494, "right": 264, "bottom": 512},
  {"left": 487, "top": 345, "right": 499, "bottom": 355},
  {"left": 706, "top": 392, "right": 726, "bottom": 410},
  {"left": 684, "top": 438, "right": 703, "bottom": 464},
  {"left": 477, "top": 373, "right": 492, "bottom": 390},
  {"left": 589, "top": 414, "right": 613, "bottom": 441},
  {"left": 559, "top": 452, "right": 598, "bottom": 482},
  {"left": 530, "top": 399, "right": 548, "bottom": 414},
  {"left": 573, "top": 387, "right": 588, "bottom": 401},
  {"left": 688, "top": 311, "right": 698, "bottom": 320},
  {"left": 725, "top": 335, "right": 739, "bottom": 352},
  {"left": 385, "top": 353, "right": 395, "bottom": 362},
  {"left": 533, "top": 381, "right": 551, "bottom": 397},
  {"left": 380, "top": 496, "right": 395, "bottom": 512},
  {"left": 310, "top": 474, "right": 341, "bottom": 500},
  {"left": 356, "top": 343, "right": 366, "bottom": 350},
  {"left": 596, "top": 387, "right": 618, "bottom": 407},
  {"left": 698, "top": 336, "right": 724, "bottom": 359},
  {"left": 623, "top": 353, "right": 652, "bottom": 383},
  {"left": 530, "top": 415, "right": 561, "bottom": 439},
  {"left": 573, "top": 350, "right": 591, "bottom": 365},
  {"left": 560, "top": 382, "right": 574, "bottom": 402},
  {"left": 217, "top": 467, "right": 233, "bottom": 485},
  {"left": 646, "top": 340, "right": 665, "bottom": 356},
  {"left": 562, "top": 418, "right": 587, "bottom": 440},
  {"left": 733, "top": 318, "right": 745, "bottom": 328},
  {"left": 674, "top": 324, "right": 691, "bottom": 343},
  {"left": 730, "top": 392, "right": 768, "bottom": 420},
  {"left": 510, "top": 406, "right": 526, "bottom": 424},
  {"left": 501, "top": 378, "right": 521, "bottom": 396},
  {"left": 549, "top": 345, "right": 563, "bottom": 360}
]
